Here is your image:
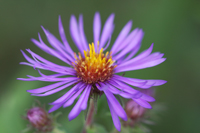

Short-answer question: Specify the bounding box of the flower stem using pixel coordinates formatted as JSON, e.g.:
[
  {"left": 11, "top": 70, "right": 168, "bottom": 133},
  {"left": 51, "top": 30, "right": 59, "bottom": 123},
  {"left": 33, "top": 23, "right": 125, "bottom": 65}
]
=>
[
  {"left": 86, "top": 99, "right": 95, "bottom": 126},
  {"left": 82, "top": 99, "right": 95, "bottom": 133}
]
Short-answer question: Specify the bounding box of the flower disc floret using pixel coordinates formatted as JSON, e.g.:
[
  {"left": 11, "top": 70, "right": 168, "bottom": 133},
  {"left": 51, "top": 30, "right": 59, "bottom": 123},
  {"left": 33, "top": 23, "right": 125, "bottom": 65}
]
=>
[{"left": 73, "top": 43, "right": 116, "bottom": 84}]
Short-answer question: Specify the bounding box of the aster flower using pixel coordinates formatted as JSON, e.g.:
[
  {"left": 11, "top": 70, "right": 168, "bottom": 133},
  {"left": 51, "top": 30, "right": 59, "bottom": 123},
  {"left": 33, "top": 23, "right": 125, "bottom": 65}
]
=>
[{"left": 18, "top": 12, "right": 166, "bottom": 131}]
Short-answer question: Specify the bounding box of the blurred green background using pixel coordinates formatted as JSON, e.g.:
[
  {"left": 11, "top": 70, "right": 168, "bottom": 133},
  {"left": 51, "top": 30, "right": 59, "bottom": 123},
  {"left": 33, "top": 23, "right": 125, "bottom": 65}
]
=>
[{"left": 0, "top": 0, "right": 200, "bottom": 133}]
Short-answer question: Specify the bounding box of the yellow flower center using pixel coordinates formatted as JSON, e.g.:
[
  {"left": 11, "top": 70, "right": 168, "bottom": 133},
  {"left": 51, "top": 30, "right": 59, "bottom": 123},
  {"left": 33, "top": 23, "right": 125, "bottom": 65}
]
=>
[{"left": 73, "top": 43, "right": 117, "bottom": 84}]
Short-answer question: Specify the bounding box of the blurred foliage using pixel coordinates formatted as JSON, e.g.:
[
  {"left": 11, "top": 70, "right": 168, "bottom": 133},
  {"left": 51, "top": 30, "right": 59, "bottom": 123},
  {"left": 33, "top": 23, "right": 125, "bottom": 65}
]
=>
[
  {"left": 0, "top": 0, "right": 200, "bottom": 133},
  {"left": 86, "top": 124, "right": 108, "bottom": 133}
]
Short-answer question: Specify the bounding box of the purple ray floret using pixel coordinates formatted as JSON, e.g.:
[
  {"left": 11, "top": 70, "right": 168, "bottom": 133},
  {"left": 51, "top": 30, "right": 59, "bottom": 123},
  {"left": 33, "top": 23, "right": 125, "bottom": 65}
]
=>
[{"left": 18, "top": 12, "right": 166, "bottom": 131}]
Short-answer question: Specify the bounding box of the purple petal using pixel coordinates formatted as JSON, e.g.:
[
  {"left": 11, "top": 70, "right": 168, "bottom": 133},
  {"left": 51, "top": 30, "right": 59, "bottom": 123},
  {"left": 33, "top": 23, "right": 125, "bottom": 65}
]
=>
[
  {"left": 133, "top": 98, "right": 152, "bottom": 109},
  {"left": 99, "top": 13, "right": 115, "bottom": 49},
  {"left": 111, "top": 21, "right": 132, "bottom": 54},
  {"left": 104, "top": 89, "right": 127, "bottom": 121},
  {"left": 17, "top": 73, "right": 66, "bottom": 81},
  {"left": 144, "top": 52, "right": 164, "bottom": 61},
  {"left": 117, "top": 43, "right": 154, "bottom": 68},
  {"left": 63, "top": 87, "right": 84, "bottom": 107},
  {"left": 58, "top": 15, "right": 74, "bottom": 56},
  {"left": 115, "top": 58, "right": 166, "bottom": 73},
  {"left": 80, "top": 85, "right": 92, "bottom": 110},
  {"left": 35, "top": 33, "right": 72, "bottom": 64},
  {"left": 19, "top": 62, "right": 44, "bottom": 70},
  {"left": 37, "top": 68, "right": 73, "bottom": 79},
  {"left": 48, "top": 103, "right": 63, "bottom": 113},
  {"left": 107, "top": 84, "right": 141, "bottom": 99},
  {"left": 22, "top": 75, "right": 77, "bottom": 82},
  {"left": 26, "top": 49, "right": 73, "bottom": 71},
  {"left": 68, "top": 85, "right": 91, "bottom": 121},
  {"left": 120, "top": 44, "right": 141, "bottom": 63},
  {"left": 103, "top": 36, "right": 111, "bottom": 51},
  {"left": 109, "top": 78, "right": 142, "bottom": 95},
  {"left": 113, "top": 29, "right": 144, "bottom": 61},
  {"left": 133, "top": 52, "right": 165, "bottom": 65},
  {"left": 130, "top": 78, "right": 167, "bottom": 86},
  {"left": 113, "top": 75, "right": 167, "bottom": 89},
  {"left": 113, "top": 28, "right": 139, "bottom": 55},
  {"left": 70, "top": 15, "right": 84, "bottom": 54},
  {"left": 26, "top": 50, "right": 75, "bottom": 75},
  {"left": 31, "top": 80, "right": 77, "bottom": 96},
  {"left": 79, "top": 14, "right": 88, "bottom": 50},
  {"left": 141, "top": 94, "right": 155, "bottom": 102},
  {"left": 41, "top": 26, "right": 74, "bottom": 63},
  {"left": 41, "top": 26, "right": 65, "bottom": 50},
  {"left": 112, "top": 75, "right": 146, "bottom": 88},
  {"left": 50, "top": 82, "right": 85, "bottom": 105},
  {"left": 27, "top": 81, "right": 69, "bottom": 93},
  {"left": 93, "top": 12, "right": 101, "bottom": 50},
  {"left": 20, "top": 50, "right": 36, "bottom": 64},
  {"left": 107, "top": 99, "right": 121, "bottom": 131},
  {"left": 31, "top": 37, "right": 52, "bottom": 55}
]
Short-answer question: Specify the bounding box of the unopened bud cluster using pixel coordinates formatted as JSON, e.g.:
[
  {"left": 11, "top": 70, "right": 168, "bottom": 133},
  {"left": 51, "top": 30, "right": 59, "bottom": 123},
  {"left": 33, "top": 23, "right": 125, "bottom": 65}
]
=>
[
  {"left": 124, "top": 88, "right": 155, "bottom": 127},
  {"left": 26, "top": 107, "right": 53, "bottom": 132},
  {"left": 125, "top": 100, "right": 146, "bottom": 121}
]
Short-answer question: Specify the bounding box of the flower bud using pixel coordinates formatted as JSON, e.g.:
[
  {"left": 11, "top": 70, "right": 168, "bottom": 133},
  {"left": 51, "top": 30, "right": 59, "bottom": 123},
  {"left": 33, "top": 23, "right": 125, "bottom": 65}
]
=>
[
  {"left": 125, "top": 100, "right": 146, "bottom": 121},
  {"left": 26, "top": 107, "right": 53, "bottom": 132},
  {"left": 125, "top": 88, "right": 155, "bottom": 122}
]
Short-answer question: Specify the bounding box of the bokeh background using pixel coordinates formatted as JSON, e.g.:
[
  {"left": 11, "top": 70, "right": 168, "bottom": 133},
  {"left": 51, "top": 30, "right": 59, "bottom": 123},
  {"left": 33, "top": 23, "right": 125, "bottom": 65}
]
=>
[{"left": 0, "top": 0, "right": 200, "bottom": 133}]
